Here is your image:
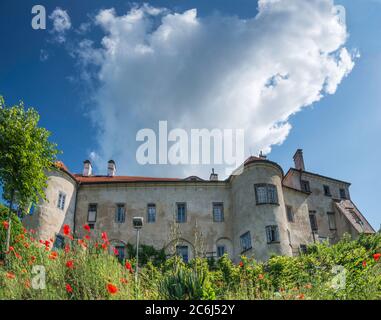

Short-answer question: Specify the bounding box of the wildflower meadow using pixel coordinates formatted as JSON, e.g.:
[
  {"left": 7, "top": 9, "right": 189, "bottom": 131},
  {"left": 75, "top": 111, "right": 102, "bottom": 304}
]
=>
[{"left": 1, "top": 206, "right": 381, "bottom": 300}]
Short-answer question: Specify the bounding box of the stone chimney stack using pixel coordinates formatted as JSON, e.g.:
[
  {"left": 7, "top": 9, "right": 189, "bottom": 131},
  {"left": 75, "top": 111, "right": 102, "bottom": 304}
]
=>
[
  {"left": 293, "top": 149, "right": 305, "bottom": 171},
  {"left": 83, "top": 160, "right": 92, "bottom": 176},
  {"left": 209, "top": 168, "right": 218, "bottom": 181},
  {"left": 107, "top": 160, "right": 116, "bottom": 177}
]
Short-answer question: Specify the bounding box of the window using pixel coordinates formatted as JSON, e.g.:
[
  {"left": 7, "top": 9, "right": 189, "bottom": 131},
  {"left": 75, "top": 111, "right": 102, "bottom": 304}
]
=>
[
  {"left": 87, "top": 204, "right": 97, "bottom": 223},
  {"left": 115, "top": 245, "right": 125, "bottom": 261},
  {"left": 323, "top": 185, "right": 331, "bottom": 197},
  {"left": 254, "top": 184, "right": 278, "bottom": 205},
  {"left": 327, "top": 212, "right": 337, "bottom": 230},
  {"left": 240, "top": 231, "right": 252, "bottom": 252},
  {"left": 301, "top": 180, "right": 311, "bottom": 193},
  {"left": 147, "top": 204, "right": 156, "bottom": 223},
  {"left": 217, "top": 245, "right": 226, "bottom": 258},
  {"left": 176, "top": 245, "right": 189, "bottom": 263},
  {"left": 340, "top": 188, "right": 347, "bottom": 200},
  {"left": 300, "top": 244, "right": 308, "bottom": 254},
  {"left": 266, "top": 225, "right": 280, "bottom": 243},
  {"left": 213, "top": 203, "right": 224, "bottom": 222},
  {"left": 286, "top": 205, "right": 294, "bottom": 222},
  {"left": 115, "top": 204, "right": 125, "bottom": 223},
  {"left": 176, "top": 203, "right": 187, "bottom": 223},
  {"left": 309, "top": 212, "right": 318, "bottom": 231},
  {"left": 57, "top": 192, "right": 66, "bottom": 211}
]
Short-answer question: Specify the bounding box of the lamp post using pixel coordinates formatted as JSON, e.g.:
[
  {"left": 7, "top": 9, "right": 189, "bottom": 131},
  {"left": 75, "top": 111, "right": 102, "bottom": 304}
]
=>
[{"left": 132, "top": 217, "right": 143, "bottom": 297}]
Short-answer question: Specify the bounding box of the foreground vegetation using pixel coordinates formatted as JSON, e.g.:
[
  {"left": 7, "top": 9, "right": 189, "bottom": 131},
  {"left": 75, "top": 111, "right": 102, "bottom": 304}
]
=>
[{"left": 1, "top": 208, "right": 380, "bottom": 300}]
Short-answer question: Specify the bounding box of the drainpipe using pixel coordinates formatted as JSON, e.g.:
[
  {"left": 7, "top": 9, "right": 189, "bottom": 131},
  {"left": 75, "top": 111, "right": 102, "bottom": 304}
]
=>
[{"left": 72, "top": 182, "right": 80, "bottom": 237}]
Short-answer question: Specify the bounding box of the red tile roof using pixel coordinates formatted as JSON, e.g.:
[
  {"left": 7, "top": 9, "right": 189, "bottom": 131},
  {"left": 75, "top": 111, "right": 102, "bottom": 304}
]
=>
[{"left": 73, "top": 174, "right": 181, "bottom": 183}]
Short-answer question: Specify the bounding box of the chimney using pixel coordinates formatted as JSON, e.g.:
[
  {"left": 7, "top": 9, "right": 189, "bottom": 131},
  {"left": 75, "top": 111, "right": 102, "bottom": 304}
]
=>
[
  {"left": 83, "top": 160, "right": 92, "bottom": 176},
  {"left": 209, "top": 168, "right": 218, "bottom": 181},
  {"left": 293, "top": 149, "right": 305, "bottom": 171},
  {"left": 259, "top": 151, "right": 267, "bottom": 160},
  {"left": 107, "top": 160, "right": 116, "bottom": 177}
]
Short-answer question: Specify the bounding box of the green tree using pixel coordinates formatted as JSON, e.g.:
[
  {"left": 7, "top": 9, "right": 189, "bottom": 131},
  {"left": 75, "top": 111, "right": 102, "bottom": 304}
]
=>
[{"left": 0, "top": 96, "right": 60, "bottom": 260}]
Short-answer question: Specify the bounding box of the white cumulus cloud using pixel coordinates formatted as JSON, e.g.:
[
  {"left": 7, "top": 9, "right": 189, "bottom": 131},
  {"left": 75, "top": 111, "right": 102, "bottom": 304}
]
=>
[
  {"left": 49, "top": 7, "right": 71, "bottom": 43},
  {"left": 73, "top": 0, "right": 356, "bottom": 178}
]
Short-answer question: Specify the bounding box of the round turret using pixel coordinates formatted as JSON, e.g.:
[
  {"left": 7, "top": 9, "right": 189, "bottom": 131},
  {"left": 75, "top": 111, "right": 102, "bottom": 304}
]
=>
[
  {"left": 230, "top": 157, "right": 292, "bottom": 261},
  {"left": 22, "top": 162, "right": 77, "bottom": 243}
]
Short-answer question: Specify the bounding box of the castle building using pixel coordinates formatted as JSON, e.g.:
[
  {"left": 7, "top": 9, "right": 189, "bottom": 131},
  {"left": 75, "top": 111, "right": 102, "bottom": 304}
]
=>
[{"left": 23, "top": 149, "right": 375, "bottom": 262}]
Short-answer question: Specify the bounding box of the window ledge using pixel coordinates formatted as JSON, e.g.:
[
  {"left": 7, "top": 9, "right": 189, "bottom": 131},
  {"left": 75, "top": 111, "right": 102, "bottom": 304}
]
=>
[
  {"left": 241, "top": 247, "right": 252, "bottom": 254},
  {"left": 267, "top": 241, "right": 281, "bottom": 245}
]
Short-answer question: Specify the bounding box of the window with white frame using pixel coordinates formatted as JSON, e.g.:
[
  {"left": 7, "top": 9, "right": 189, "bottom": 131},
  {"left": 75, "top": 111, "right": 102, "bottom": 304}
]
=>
[
  {"left": 213, "top": 203, "right": 224, "bottom": 222},
  {"left": 254, "top": 184, "right": 278, "bottom": 205},
  {"left": 240, "top": 231, "right": 252, "bottom": 252},
  {"left": 57, "top": 192, "right": 66, "bottom": 211},
  {"left": 87, "top": 204, "right": 97, "bottom": 223},
  {"left": 266, "top": 225, "right": 280, "bottom": 243},
  {"left": 147, "top": 204, "right": 156, "bottom": 223}
]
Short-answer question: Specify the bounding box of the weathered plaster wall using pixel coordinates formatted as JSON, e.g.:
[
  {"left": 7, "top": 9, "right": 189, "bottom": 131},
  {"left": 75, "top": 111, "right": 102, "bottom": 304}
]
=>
[{"left": 22, "top": 170, "right": 77, "bottom": 242}]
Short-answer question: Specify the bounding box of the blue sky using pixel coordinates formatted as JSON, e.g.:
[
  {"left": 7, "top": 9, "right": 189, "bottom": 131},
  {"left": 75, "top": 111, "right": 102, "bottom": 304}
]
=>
[{"left": 0, "top": 0, "right": 380, "bottom": 229}]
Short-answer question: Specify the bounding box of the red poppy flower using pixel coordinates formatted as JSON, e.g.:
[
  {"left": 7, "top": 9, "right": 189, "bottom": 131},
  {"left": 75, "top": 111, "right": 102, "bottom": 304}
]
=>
[
  {"left": 101, "top": 232, "right": 108, "bottom": 242},
  {"left": 64, "top": 244, "right": 70, "bottom": 253},
  {"left": 84, "top": 235, "right": 90, "bottom": 240},
  {"left": 239, "top": 261, "right": 244, "bottom": 267},
  {"left": 6, "top": 272, "right": 15, "bottom": 279},
  {"left": 66, "top": 284, "right": 73, "bottom": 293},
  {"left": 8, "top": 246, "right": 14, "bottom": 252},
  {"left": 373, "top": 253, "right": 381, "bottom": 262},
  {"left": 83, "top": 224, "right": 91, "bottom": 232},
  {"left": 63, "top": 224, "right": 71, "bottom": 236},
  {"left": 49, "top": 251, "right": 58, "bottom": 260},
  {"left": 44, "top": 240, "right": 50, "bottom": 248},
  {"left": 125, "top": 261, "right": 132, "bottom": 271},
  {"left": 2, "top": 221, "right": 9, "bottom": 230},
  {"left": 101, "top": 243, "right": 108, "bottom": 250},
  {"left": 362, "top": 260, "right": 367, "bottom": 268},
  {"left": 66, "top": 260, "right": 74, "bottom": 269},
  {"left": 24, "top": 280, "right": 31, "bottom": 289},
  {"left": 113, "top": 247, "right": 119, "bottom": 256},
  {"left": 107, "top": 283, "right": 118, "bottom": 294}
]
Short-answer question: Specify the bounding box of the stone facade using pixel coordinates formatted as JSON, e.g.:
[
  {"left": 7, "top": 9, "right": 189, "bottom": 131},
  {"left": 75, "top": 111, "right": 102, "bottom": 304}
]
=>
[{"left": 22, "top": 150, "right": 375, "bottom": 262}]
